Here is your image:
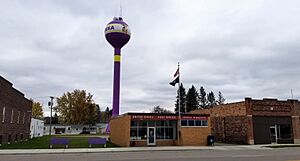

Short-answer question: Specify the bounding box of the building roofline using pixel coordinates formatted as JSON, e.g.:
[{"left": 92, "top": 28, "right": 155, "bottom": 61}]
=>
[
  {"left": 0, "top": 75, "right": 32, "bottom": 102},
  {"left": 125, "top": 112, "right": 210, "bottom": 117}
]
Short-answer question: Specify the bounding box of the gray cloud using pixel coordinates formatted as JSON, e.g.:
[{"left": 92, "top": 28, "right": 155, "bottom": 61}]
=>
[{"left": 1, "top": 0, "right": 300, "bottom": 116}]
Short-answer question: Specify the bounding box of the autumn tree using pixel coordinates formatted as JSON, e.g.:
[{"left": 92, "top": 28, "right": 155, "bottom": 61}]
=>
[
  {"left": 55, "top": 89, "right": 98, "bottom": 125},
  {"left": 31, "top": 100, "right": 44, "bottom": 119}
]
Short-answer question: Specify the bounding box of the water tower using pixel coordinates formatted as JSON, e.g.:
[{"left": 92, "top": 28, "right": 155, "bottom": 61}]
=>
[{"left": 105, "top": 17, "right": 131, "bottom": 117}]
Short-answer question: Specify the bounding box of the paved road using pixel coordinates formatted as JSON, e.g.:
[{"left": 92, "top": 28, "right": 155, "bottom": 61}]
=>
[{"left": 1, "top": 147, "right": 300, "bottom": 161}]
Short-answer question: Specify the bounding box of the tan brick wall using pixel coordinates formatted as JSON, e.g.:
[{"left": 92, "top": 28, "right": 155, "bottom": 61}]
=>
[
  {"left": 179, "top": 126, "right": 211, "bottom": 146},
  {"left": 178, "top": 118, "right": 211, "bottom": 146},
  {"left": 191, "top": 101, "right": 246, "bottom": 117},
  {"left": 110, "top": 115, "right": 131, "bottom": 147},
  {"left": 132, "top": 140, "right": 175, "bottom": 147}
]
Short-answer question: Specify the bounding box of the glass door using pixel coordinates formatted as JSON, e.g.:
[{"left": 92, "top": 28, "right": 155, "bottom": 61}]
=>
[
  {"left": 270, "top": 125, "right": 277, "bottom": 143},
  {"left": 147, "top": 127, "right": 156, "bottom": 146}
]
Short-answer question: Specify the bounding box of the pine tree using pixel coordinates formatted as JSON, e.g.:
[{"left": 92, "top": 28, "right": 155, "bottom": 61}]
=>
[
  {"left": 199, "top": 86, "right": 208, "bottom": 109},
  {"left": 186, "top": 85, "right": 199, "bottom": 112},
  {"left": 207, "top": 91, "right": 216, "bottom": 107},
  {"left": 217, "top": 91, "right": 225, "bottom": 105},
  {"left": 174, "top": 83, "right": 187, "bottom": 113}
]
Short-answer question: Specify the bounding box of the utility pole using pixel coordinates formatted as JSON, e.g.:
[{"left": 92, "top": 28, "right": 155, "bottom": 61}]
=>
[{"left": 48, "top": 96, "right": 54, "bottom": 136}]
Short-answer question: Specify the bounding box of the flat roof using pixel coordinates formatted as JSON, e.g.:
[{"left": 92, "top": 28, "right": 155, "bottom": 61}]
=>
[{"left": 126, "top": 112, "right": 209, "bottom": 117}]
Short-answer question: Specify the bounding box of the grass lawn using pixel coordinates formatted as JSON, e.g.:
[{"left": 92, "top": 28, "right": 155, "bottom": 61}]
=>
[{"left": 0, "top": 135, "right": 118, "bottom": 149}]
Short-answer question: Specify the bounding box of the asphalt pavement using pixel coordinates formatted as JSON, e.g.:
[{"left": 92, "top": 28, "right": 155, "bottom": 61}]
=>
[
  {"left": 0, "top": 144, "right": 274, "bottom": 155},
  {"left": 1, "top": 146, "right": 300, "bottom": 161}
]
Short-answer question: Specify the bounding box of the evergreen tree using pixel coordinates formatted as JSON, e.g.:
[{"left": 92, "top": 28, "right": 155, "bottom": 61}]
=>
[
  {"left": 186, "top": 85, "right": 199, "bottom": 112},
  {"left": 96, "top": 104, "right": 101, "bottom": 123},
  {"left": 199, "top": 86, "right": 208, "bottom": 109},
  {"left": 105, "top": 107, "right": 111, "bottom": 123},
  {"left": 174, "top": 83, "right": 186, "bottom": 113},
  {"left": 217, "top": 91, "right": 225, "bottom": 105},
  {"left": 207, "top": 91, "right": 216, "bottom": 107}
]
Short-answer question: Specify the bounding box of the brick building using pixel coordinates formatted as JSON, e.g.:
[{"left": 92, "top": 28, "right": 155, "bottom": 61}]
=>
[
  {"left": 110, "top": 113, "right": 211, "bottom": 147},
  {"left": 0, "top": 76, "right": 32, "bottom": 145},
  {"left": 191, "top": 98, "right": 300, "bottom": 144}
]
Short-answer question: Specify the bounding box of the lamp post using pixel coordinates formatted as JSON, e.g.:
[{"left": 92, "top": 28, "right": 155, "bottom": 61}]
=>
[{"left": 48, "top": 96, "right": 54, "bottom": 136}]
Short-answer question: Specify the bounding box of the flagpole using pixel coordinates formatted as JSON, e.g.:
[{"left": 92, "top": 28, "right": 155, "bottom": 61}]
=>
[
  {"left": 177, "top": 62, "right": 181, "bottom": 145},
  {"left": 178, "top": 62, "right": 181, "bottom": 118}
]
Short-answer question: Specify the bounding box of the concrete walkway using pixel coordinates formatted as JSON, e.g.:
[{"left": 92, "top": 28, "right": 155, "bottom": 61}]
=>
[{"left": 0, "top": 144, "right": 274, "bottom": 155}]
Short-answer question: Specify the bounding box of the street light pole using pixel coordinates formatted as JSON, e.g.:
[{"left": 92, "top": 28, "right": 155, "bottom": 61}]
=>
[{"left": 48, "top": 96, "right": 54, "bottom": 136}]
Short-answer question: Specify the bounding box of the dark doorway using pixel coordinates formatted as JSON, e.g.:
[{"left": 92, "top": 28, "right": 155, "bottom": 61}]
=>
[
  {"left": 253, "top": 116, "right": 293, "bottom": 144},
  {"left": 269, "top": 126, "right": 277, "bottom": 143}
]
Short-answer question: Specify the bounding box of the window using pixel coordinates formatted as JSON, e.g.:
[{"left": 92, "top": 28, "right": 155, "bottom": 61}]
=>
[
  {"left": 202, "top": 120, "right": 208, "bottom": 126},
  {"left": 17, "top": 111, "right": 20, "bottom": 124},
  {"left": 10, "top": 109, "right": 14, "bottom": 123},
  {"left": 278, "top": 125, "right": 292, "bottom": 139},
  {"left": 131, "top": 121, "right": 138, "bottom": 126},
  {"left": 23, "top": 112, "right": 25, "bottom": 124},
  {"left": 130, "top": 120, "right": 177, "bottom": 141},
  {"left": 156, "top": 127, "right": 165, "bottom": 139},
  {"left": 195, "top": 120, "right": 202, "bottom": 126},
  {"left": 0, "top": 135, "right": 2, "bottom": 145},
  {"left": 188, "top": 120, "right": 195, "bottom": 126},
  {"left": 2, "top": 107, "right": 5, "bottom": 123},
  {"left": 181, "top": 120, "right": 208, "bottom": 127},
  {"left": 138, "top": 128, "right": 147, "bottom": 139},
  {"left": 15, "top": 134, "right": 18, "bottom": 142},
  {"left": 181, "top": 120, "right": 187, "bottom": 126}
]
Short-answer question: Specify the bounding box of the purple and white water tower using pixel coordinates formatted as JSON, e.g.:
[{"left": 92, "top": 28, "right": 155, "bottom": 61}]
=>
[{"left": 105, "top": 16, "right": 131, "bottom": 131}]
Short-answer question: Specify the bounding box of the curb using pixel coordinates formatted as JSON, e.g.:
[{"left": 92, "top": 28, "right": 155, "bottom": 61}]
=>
[{"left": 0, "top": 145, "right": 270, "bottom": 155}]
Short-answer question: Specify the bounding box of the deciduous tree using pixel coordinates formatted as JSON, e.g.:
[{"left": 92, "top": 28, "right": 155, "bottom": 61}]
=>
[
  {"left": 55, "top": 89, "right": 98, "bottom": 125},
  {"left": 31, "top": 100, "right": 44, "bottom": 119},
  {"left": 151, "top": 105, "right": 173, "bottom": 114}
]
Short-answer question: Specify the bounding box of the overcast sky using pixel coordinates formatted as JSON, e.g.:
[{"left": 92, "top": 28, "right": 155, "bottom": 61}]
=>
[{"left": 1, "top": 0, "right": 300, "bottom": 116}]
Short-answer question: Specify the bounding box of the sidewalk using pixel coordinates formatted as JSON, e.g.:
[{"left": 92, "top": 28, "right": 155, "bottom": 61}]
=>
[{"left": 0, "top": 144, "right": 271, "bottom": 155}]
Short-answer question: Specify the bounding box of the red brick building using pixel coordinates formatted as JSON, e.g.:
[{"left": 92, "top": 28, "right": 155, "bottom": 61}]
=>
[
  {"left": 191, "top": 98, "right": 300, "bottom": 144},
  {"left": 0, "top": 76, "right": 32, "bottom": 145}
]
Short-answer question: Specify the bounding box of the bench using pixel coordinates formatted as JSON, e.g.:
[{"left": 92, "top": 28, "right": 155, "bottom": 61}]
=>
[
  {"left": 88, "top": 138, "right": 107, "bottom": 148},
  {"left": 50, "top": 138, "right": 70, "bottom": 149}
]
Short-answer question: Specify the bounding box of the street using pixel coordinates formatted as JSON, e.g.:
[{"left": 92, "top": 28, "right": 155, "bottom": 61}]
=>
[{"left": 1, "top": 147, "right": 300, "bottom": 161}]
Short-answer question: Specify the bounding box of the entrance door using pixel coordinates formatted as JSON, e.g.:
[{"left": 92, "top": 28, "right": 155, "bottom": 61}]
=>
[
  {"left": 147, "top": 127, "right": 156, "bottom": 146},
  {"left": 270, "top": 125, "right": 277, "bottom": 143}
]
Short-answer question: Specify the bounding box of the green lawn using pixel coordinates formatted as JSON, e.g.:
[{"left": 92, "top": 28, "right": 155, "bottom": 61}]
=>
[{"left": 0, "top": 135, "right": 118, "bottom": 149}]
